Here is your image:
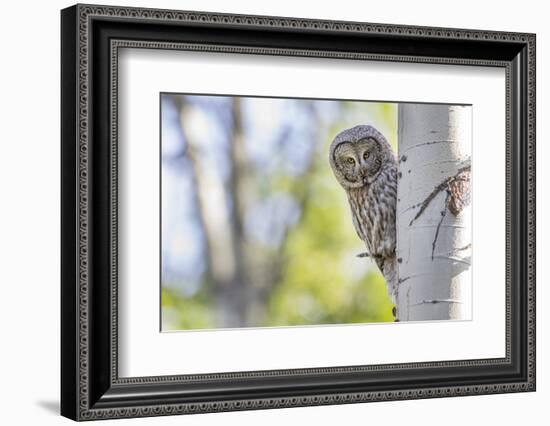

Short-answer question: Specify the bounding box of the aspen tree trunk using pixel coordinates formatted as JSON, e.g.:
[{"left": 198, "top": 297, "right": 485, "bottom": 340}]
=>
[{"left": 396, "top": 104, "right": 472, "bottom": 321}]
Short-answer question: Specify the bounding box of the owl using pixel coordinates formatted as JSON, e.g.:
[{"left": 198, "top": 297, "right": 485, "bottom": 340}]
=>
[{"left": 329, "top": 125, "right": 398, "bottom": 313}]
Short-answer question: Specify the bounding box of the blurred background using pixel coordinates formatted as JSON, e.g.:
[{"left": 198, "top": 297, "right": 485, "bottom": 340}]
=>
[{"left": 161, "top": 94, "right": 397, "bottom": 331}]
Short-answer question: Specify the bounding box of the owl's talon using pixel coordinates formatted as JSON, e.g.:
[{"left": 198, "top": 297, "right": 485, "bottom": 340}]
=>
[{"left": 357, "top": 252, "right": 385, "bottom": 259}]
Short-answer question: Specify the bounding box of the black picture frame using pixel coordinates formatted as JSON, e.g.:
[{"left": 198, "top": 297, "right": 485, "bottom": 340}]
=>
[{"left": 61, "top": 3, "right": 536, "bottom": 421}]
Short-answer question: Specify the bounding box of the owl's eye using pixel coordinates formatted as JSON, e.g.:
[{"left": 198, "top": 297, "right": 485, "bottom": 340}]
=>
[
  {"left": 363, "top": 151, "right": 370, "bottom": 160},
  {"left": 346, "top": 157, "right": 356, "bottom": 166}
]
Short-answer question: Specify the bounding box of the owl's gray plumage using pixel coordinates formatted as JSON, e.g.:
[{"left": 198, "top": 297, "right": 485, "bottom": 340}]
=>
[{"left": 329, "top": 125, "right": 398, "bottom": 309}]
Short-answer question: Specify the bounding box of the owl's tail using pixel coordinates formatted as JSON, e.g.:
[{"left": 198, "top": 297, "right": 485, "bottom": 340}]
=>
[{"left": 376, "top": 255, "right": 398, "bottom": 314}]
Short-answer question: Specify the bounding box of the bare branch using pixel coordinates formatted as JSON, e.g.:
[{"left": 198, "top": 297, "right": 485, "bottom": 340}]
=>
[{"left": 409, "top": 164, "right": 471, "bottom": 227}]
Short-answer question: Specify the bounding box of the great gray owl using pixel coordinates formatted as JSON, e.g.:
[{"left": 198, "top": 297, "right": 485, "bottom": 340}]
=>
[{"left": 329, "top": 125, "right": 398, "bottom": 313}]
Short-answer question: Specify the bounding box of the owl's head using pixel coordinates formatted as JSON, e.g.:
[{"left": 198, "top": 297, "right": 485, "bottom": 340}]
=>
[{"left": 329, "top": 125, "right": 394, "bottom": 190}]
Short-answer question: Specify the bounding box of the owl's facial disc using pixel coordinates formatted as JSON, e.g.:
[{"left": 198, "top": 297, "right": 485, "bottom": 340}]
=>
[{"left": 333, "top": 139, "right": 382, "bottom": 188}]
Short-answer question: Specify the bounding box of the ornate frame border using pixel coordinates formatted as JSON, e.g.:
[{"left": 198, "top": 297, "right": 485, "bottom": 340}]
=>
[{"left": 61, "top": 3, "right": 535, "bottom": 421}]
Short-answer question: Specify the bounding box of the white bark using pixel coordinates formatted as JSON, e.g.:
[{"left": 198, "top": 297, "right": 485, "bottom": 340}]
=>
[{"left": 396, "top": 104, "right": 472, "bottom": 321}]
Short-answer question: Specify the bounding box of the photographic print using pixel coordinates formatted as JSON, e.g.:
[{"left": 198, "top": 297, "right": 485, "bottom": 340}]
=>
[{"left": 160, "top": 94, "right": 472, "bottom": 330}]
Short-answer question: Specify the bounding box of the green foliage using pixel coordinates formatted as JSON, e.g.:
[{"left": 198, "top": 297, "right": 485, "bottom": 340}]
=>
[{"left": 162, "top": 286, "right": 216, "bottom": 330}]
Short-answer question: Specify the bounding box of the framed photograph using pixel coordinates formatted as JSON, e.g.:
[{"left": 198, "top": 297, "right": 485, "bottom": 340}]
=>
[{"left": 61, "top": 3, "right": 536, "bottom": 421}]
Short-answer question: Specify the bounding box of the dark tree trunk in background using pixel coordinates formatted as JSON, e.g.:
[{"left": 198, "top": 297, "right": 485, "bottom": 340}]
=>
[
  {"left": 173, "top": 97, "right": 324, "bottom": 327},
  {"left": 176, "top": 97, "right": 248, "bottom": 327}
]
